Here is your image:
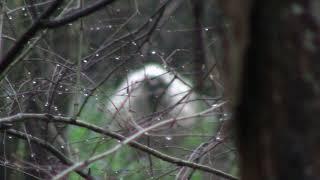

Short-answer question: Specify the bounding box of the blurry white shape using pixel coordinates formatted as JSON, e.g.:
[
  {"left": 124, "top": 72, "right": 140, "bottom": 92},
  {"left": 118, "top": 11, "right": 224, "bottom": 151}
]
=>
[
  {"left": 107, "top": 64, "right": 198, "bottom": 131},
  {"left": 165, "top": 136, "right": 172, "bottom": 141}
]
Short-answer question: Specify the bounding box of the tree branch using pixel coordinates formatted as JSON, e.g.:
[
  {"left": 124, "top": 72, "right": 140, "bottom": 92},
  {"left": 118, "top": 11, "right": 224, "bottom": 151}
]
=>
[
  {"left": 4, "top": 129, "right": 92, "bottom": 179},
  {"left": 43, "top": 0, "right": 117, "bottom": 28},
  {"left": 0, "top": 0, "right": 63, "bottom": 76},
  {"left": 0, "top": 112, "right": 237, "bottom": 180}
]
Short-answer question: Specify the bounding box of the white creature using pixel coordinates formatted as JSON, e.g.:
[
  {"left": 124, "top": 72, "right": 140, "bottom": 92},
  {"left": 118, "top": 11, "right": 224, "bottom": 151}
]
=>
[{"left": 107, "top": 64, "right": 199, "bottom": 133}]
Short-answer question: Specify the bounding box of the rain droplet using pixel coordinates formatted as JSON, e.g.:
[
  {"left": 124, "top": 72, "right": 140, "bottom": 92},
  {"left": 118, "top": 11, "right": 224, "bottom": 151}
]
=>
[
  {"left": 95, "top": 53, "right": 99, "bottom": 57},
  {"left": 151, "top": 51, "right": 156, "bottom": 55},
  {"left": 96, "top": 27, "right": 100, "bottom": 30},
  {"left": 165, "top": 136, "right": 172, "bottom": 141},
  {"left": 149, "top": 18, "right": 153, "bottom": 22},
  {"left": 83, "top": 59, "right": 88, "bottom": 63},
  {"left": 84, "top": 93, "right": 89, "bottom": 96},
  {"left": 144, "top": 132, "right": 149, "bottom": 135},
  {"left": 204, "top": 28, "right": 209, "bottom": 31},
  {"left": 68, "top": 23, "right": 73, "bottom": 26},
  {"left": 24, "top": 13, "right": 28, "bottom": 17},
  {"left": 115, "top": 56, "right": 120, "bottom": 60},
  {"left": 22, "top": 7, "right": 26, "bottom": 11},
  {"left": 61, "top": 145, "right": 64, "bottom": 149},
  {"left": 31, "top": 153, "right": 36, "bottom": 158},
  {"left": 212, "top": 104, "right": 218, "bottom": 107},
  {"left": 202, "top": 64, "right": 206, "bottom": 70},
  {"left": 132, "top": 42, "right": 137, "bottom": 46},
  {"left": 108, "top": 25, "right": 112, "bottom": 29},
  {"left": 27, "top": 72, "right": 31, "bottom": 75},
  {"left": 32, "top": 81, "right": 37, "bottom": 84},
  {"left": 8, "top": 16, "right": 12, "bottom": 20},
  {"left": 44, "top": 102, "right": 49, "bottom": 107},
  {"left": 216, "top": 136, "right": 222, "bottom": 141},
  {"left": 90, "top": 27, "right": 94, "bottom": 31},
  {"left": 6, "top": 96, "right": 10, "bottom": 99},
  {"left": 8, "top": 136, "right": 12, "bottom": 139}
]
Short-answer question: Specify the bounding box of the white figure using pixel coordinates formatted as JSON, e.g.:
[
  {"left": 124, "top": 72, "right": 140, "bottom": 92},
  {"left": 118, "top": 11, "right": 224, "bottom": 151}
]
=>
[{"left": 107, "top": 64, "right": 199, "bottom": 133}]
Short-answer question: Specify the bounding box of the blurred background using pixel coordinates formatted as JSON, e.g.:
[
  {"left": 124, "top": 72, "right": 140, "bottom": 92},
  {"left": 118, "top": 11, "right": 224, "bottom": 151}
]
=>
[{"left": 0, "top": 1, "right": 237, "bottom": 179}]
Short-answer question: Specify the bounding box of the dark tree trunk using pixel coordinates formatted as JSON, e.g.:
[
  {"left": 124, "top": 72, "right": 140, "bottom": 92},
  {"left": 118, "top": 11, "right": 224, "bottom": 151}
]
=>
[{"left": 221, "top": 0, "right": 320, "bottom": 179}]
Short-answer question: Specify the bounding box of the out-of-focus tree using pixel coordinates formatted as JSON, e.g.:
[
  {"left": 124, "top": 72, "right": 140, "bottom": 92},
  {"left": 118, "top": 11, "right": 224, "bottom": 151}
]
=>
[{"left": 220, "top": 0, "right": 320, "bottom": 179}]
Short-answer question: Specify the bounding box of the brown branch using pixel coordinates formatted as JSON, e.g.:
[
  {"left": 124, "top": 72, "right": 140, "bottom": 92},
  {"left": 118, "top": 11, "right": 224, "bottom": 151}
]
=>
[
  {"left": 43, "top": 0, "right": 117, "bottom": 28},
  {"left": 0, "top": 0, "right": 63, "bottom": 74},
  {"left": 4, "top": 129, "right": 92, "bottom": 179},
  {"left": 0, "top": 113, "right": 238, "bottom": 180}
]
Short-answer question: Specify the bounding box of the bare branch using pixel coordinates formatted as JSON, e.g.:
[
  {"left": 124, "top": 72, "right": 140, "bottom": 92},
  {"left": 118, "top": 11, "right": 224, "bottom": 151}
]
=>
[
  {"left": 0, "top": 111, "right": 237, "bottom": 180},
  {"left": 0, "top": 0, "right": 63, "bottom": 76},
  {"left": 4, "top": 129, "right": 92, "bottom": 179},
  {"left": 43, "top": 0, "right": 117, "bottom": 28}
]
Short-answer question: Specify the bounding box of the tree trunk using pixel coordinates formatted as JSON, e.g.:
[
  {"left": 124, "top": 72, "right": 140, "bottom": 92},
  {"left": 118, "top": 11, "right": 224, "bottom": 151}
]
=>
[{"left": 222, "top": 0, "right": 320, "bottom": 179}]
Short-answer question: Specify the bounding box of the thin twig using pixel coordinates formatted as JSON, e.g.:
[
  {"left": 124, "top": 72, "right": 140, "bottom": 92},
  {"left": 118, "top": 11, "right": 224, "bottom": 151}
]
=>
[
  {"left": 43, "top": 0, "right": 117, "bottom": 28},
  {"left": 0, "top": 111, "right": 237, "bottom": 180},
  {"left": 4, "top": 129, "right": 92, "bottom": 179},
  {"left": 0, "top": 0, "right": 63, "bottom": 75}
]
